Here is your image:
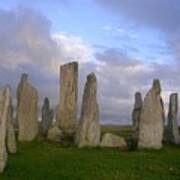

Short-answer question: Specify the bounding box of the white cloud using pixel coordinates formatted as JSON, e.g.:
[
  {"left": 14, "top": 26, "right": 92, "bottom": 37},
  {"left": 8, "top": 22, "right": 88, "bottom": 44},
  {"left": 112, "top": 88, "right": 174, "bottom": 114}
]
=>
[
  {"left": 1, "top": 7, "right": 180, "bottom": 124},
  {"left": 93, "top": 48, "right": 180, "bottom": 124},
  {"left": 52, "top": 33, "right": 95, "bottom": 73},
  {"left": 102, "top": 25, "right": 112, "bottom": 31},
  {"left": 0, "top": 7, "right": 95, "bottom": 76},
  {"left": 0, "top": 7, "right": 96, "bottom": 112}
]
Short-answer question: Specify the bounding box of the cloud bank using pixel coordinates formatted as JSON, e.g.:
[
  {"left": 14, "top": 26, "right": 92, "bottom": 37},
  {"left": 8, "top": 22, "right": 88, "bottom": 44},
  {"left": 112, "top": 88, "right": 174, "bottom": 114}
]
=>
[
  {"left": 1, "top": 6, "right": 180, "bottom": 124},
  {"left": 0, "top": 7, "right": 93, "bottom": 109}
]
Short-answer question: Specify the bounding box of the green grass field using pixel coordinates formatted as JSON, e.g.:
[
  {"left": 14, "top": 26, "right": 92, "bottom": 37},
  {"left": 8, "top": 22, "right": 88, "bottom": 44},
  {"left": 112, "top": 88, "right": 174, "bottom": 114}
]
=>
[{"left": 1, "top": 126, "right": 180, "bottom": 180}]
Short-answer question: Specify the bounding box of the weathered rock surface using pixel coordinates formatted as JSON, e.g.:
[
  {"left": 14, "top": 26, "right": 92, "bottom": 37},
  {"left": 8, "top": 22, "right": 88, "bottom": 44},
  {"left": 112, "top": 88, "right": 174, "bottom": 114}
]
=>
[
  {"left": 41, "top": 97, "right": 54, "bottom": 137},
  {"left": 0, "top": 87, "right": 10, "bottom": 173},
  {"left": 138, "top": 79, "right": 164, "bottom": 149},
  {"left": 76, "top": 73, "right": 100, "bottom": 147},
  {"left": 100, "top": 133, "right": 127, "bottom": 148},
  {"left": 47, "top": 126, "right": 63, "bottom": 142},
  {"left": 7, "top": 100, "right": 17, "bottom": 154},
  {"left": 17, "top": 74, "right": 38, "bottom": 141},
  {"left": 58, "top": 62, "right": 78, "bottom": 135},
  {"left": 55, "top": 104, "right": 60, "bottom": 123},
  {"left": 166, "top": 93, "right": 180, "bottom": 144},
  {"left": 132, "top": 92, "right": 142, "bottom": 139}
]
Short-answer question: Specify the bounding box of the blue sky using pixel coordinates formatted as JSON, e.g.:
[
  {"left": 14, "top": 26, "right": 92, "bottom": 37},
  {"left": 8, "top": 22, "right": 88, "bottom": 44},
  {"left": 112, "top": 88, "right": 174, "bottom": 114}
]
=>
[
  {"left": 0, "top": 0, "right": 179, "bottom": 124},
  {"left": 0, "top": 0, "right": 171, "bottom": 63}
]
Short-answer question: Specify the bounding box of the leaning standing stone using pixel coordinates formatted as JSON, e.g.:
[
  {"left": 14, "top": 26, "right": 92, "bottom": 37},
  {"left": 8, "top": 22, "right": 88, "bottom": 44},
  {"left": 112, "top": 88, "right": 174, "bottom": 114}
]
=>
[
  {"left": 41, "top": 97, "right": 54, "bottom": 137},
  {"left": 17, "top": 74, "right": 38, "bottom": 141},
  {"left": 58, "top": 62, "right": 78, "bottom": 135},
  {"left": 138, "top": 79, "right": 164, "bottom": 149},
  {"left": 166, "top": 93, "right": 180, "bottom": 144},
  {"left": 76, "top": 73, "right": 100, "bottom": 147},
  {"left": 0, "top": 87, "right": 11, "bottom": 173},
  {"left": 132, "top": 92, "right": 142, "bottom": 140},
  {"left": 7, "top": 99, "right": 17, "bottom": 154}
]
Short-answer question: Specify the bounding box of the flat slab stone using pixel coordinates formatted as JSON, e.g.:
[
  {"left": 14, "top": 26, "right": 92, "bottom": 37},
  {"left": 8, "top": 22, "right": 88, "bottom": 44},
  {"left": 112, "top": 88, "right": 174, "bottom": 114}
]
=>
[
  {"left": 100, "top": 133, "right": 127, "bottom": 148},
  {"left": 132, "top": 92, "right": 142, "bottom": 140},
  {"left": 0, "top": 87, "right": 11, "bottom": 173},
  {"left": 7, "top": 99, "right": 17, "bottom": 154},
  {"left": 58, "top": 62, "right": 78, "bottom": 135},
  {"left": 166, "top": 93, "right": 180, "bottom": 144},
  {"left": 17, "top": 74, "right": 38, "bottom": 141},
  {"left": 47, "top": 126, "right": 63, "bottom": 143},
  {"left": 41, "top": 97, "right": 54, "bottom": 137}
]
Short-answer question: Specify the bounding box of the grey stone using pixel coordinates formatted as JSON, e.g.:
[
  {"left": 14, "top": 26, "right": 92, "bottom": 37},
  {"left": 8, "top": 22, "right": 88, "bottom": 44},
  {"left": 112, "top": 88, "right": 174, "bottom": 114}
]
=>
[
  {"left": 7, "top": 99, "right": 17, "bottom": 154},
  {"left": 166, "top": 93, "right": 180, "bottom": 144},
  {"left": 0, "top": 87, "right": 11, "bottom": 173},
  {"left": 41, "top": 97, "right": 54, "bottom": 137},
  {"left": 17, "top": 74, "right": 38, "bottom": 141},
  {"left": 76, "top": 73, "right": 100, "bottom": 147},
  {"left": 132, "top": 92, "right": 142, "bottom": 140},
  {"left": 100, "top": 133, "right": 127, "bottom": 148},
  {"left": 138, "top": 79, "right": 164, "bottom": 149},
  {"left": 58, "top": 62, "right": 78, "bottom": 135},
  {"left": 55, "top": 104, "right": 60, "bottom": 123},
  {"left": 47, "top": 126, "right": 63, "bottom": 142}
]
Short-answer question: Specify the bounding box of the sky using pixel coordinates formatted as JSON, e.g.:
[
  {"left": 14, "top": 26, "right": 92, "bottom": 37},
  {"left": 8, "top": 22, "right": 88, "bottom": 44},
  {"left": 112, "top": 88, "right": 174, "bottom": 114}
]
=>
[{"left": 0, "top": 0, "right": 180, "bottom": 124}]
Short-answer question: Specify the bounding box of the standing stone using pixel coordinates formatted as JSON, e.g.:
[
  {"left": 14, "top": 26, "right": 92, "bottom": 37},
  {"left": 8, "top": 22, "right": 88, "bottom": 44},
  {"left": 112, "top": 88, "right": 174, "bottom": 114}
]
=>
[
  {"left": 58, "top": 62, "right": 78, "bottom": 135},
  {"left": 166, "top": 93, "right": 180, "bottom": 144},
  {"left": 17, "top": 74, "right": 38, "bottom": 141},
  {"left": 76, "top": 73, "right": 100, "bottom": 147},
  {"left": 132, "top": 92, "right": 142, "bottom": 140},
  {"left": 138, "top": 79, "right": 164, "bottom": 149},
  {"left": 160, "top": 97, "right": 166, "bottom": 124},
  {"left": 7, "top": 99, "right": 17, "bottom": 154},
  {"left": 41, "top": 97, "right": 54, "bottom": 137},
  {"left": 0, "top": 87, "right": 11, "bottom": 173},
  {"left": 55, "top": 104, "right": 60, "bottom": 123},
  {"left": 13, "top": 115, "right": 19, "bottom": 132}
]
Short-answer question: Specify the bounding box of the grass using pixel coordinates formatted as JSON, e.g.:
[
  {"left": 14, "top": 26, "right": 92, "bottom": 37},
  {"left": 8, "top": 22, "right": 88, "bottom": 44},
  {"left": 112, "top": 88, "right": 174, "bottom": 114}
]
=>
[{"left": 1, "top": 126, "right": 180, "bottom": 180}]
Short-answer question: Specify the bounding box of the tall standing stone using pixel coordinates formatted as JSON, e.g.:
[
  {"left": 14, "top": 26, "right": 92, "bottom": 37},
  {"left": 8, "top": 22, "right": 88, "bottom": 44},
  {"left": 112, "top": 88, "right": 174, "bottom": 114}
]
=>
[
  {"left": 76, "top": 73, "right": 100, "bottom": 147},
  {"left": 0, "top": 87, "right": 11, "bottom": 173},
  {"left": 132, "top": 92, "right": 142, "bottom": 140},
  {"left": 17, "top": 74, "right": 38, "bottom": 141},
  {"left": 58, "top": 62, "right": 78, "bottom": 135},
  {"left": 166, "top": 93, "right": 180, "bottom": 144},
  {"left": 41, "top": 97, "right": 54, "bottom": 137},
  {"left": 7, "top": 98, "right": 17, "bottom": 154},
  {"left": 138, "top": 79, "right": 164, "bottom": 149}
]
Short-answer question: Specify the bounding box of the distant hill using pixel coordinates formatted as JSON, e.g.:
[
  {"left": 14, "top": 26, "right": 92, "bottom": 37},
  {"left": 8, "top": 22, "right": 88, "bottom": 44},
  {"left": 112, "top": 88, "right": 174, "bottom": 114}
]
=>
[{"left": 101, "top": 124, "right": 133, "bottom": 138}]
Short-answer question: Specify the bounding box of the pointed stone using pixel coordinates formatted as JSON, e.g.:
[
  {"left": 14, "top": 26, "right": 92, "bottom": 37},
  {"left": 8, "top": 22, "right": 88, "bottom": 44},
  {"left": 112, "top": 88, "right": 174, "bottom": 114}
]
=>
[
  {"left": 17, "top": 74, "right": 38, "bottom": 141},
  {"left": 41, "top": 97, "right": 54, "bottom": 137},
  {"left": 58, "top": 62, "right": 78, "bottom": 135},
  {"left": 138, "top": 79, "right": 164, "bottom": 149},
  {"left": 132, "top": 92, "right": 142, "bottom": 140},
  {"left": 166, "top": 93, "right": 180, "bottom": 144},
  {"left": 7, "top": 98, "right": 17, "bottom": 154},
  {"left": 76, "top": 73, "right": 100, "bottom": 147},
  {"left": 0, "top": 87, "right": 11, "bottom": 173}
]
